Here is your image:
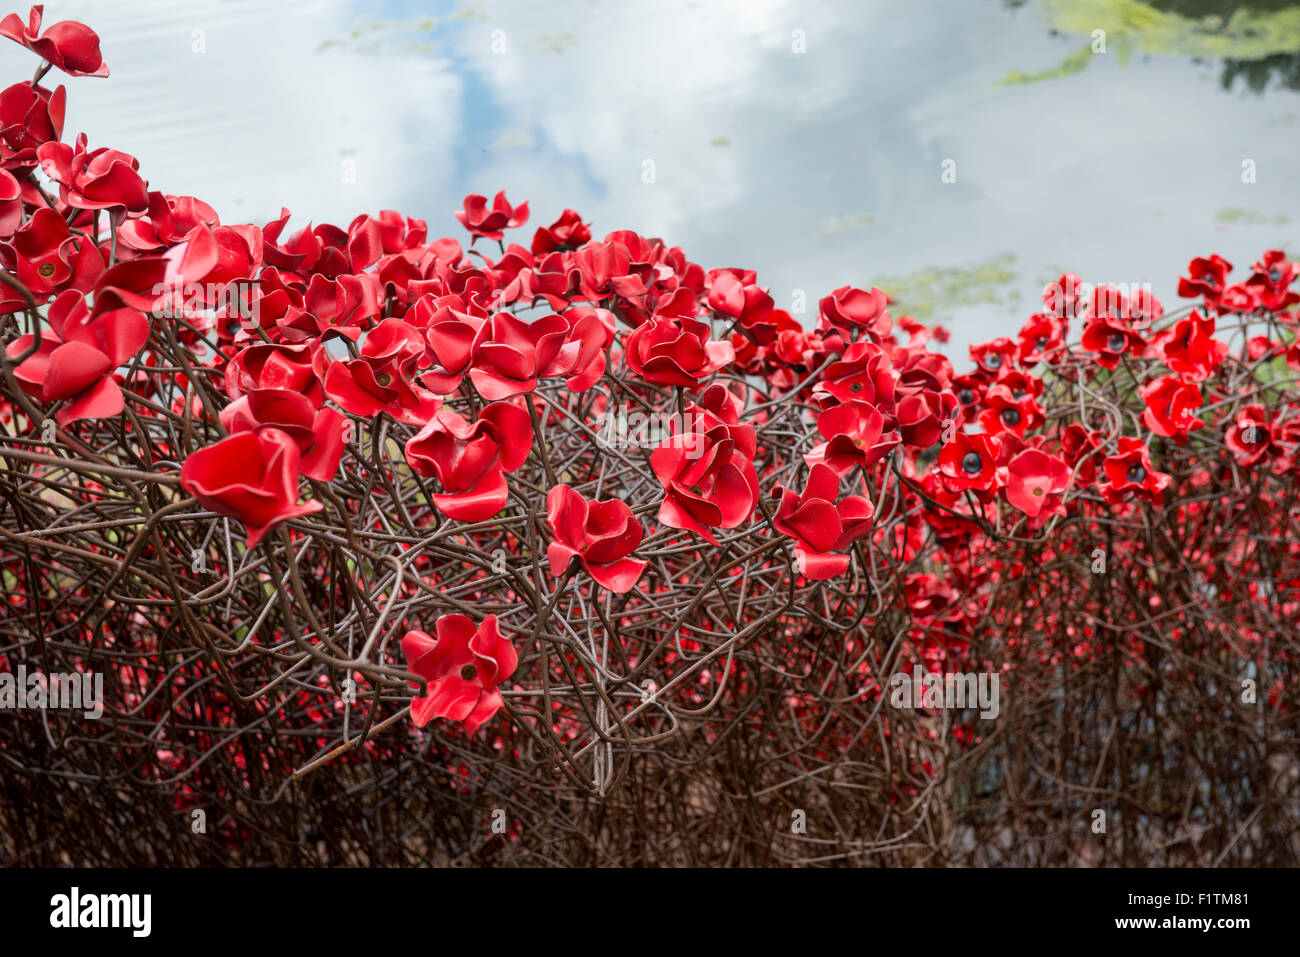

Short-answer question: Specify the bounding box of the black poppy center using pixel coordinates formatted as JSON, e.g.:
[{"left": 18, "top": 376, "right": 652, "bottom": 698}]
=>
[
  {"left": 984, "top": 354, "right": 1002, "bottom": 370},
  {"left": 1126, "top": 464, "right": 1146, "bottom": 483},
  {"left": 1001, "top": 408, "right": 1021, "bottom": 426},
  {"left": 958, "top": 388, "right": 974, "bottom": 405},
  {"left": 375, "top": 371, "right": 393, "bottom": 387},
  {"left": 1107, "top": 333, "right": 1126, "bottom": 352},
  {"left": 961, "top": 452, "right": 983, "bottom": 475},
  {"left": 459, "top": 664, "right": 477, "bottom": 682},
  {"left": 38, "top": 262, "right": 55, "bottom": 278}
]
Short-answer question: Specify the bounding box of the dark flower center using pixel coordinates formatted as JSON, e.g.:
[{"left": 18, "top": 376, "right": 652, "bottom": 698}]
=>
[
  {"left": 850, "top": 381, "right": 863, "bottom": 393},
  {"left": 1107, "top": 333, "right": 1126, "bottom": 352},
  {"left": 1269, "top": 267, "right": 1282, "bottom": 283},
  {"left": 958, "top": 388, "right": 974, "bottom": 405},
  {"left": 984, "top": 354, "right": 1001, "bottom": 370},
  {"left": 38, "top": 262, "right": 55, "bottom": 277},
  {"left": 1035, "top": 337, "right": 1047, "bottom": 351},
  {"left": 374, "top": 371, "right": 393, "bottom": 387},
  {"left": 961, "top": 452, "right": 983, "bottom": 475},
  {"left": 1203, "top": 275, "right": 1217, "bottom": 289},
  {"left": 459, "top": 664, "right": 477, "bottom": 682},
  {"left": 1001, "top": 408, "right": 1021, "bottom": 426},
  {"left": 1126, "top": 464, "right": 1146, "bottom": 483}
]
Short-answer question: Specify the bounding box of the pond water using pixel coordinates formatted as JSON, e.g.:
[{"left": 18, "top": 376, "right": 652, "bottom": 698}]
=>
[{"left": 21, "top": 0, "right": 1300, "bottom": 361}]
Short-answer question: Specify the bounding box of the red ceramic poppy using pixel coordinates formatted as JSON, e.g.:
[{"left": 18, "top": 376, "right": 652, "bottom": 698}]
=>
[
  {"left": 0, "top": 79, "right": 63, "bottom": 171},
  {"left": 179, "top": 428, "right": 323, "bottom": 546},
  {"left": 819, "top": 285, "right": 890, "bottom": 340},
  {"left": 805, "top": 400, "right": 900, "bottom": 475},
  {"left": 468, "top": 311, "right": 571, "bottom": 399},
  {"left": 7, "top": 289, "right": 146, "bottom": 424},
  {"left": 650, "top": 427, "right": 759, "bottom": 544},
  {"left": 219, "top": 388, "right": 347, "bottom": 482},
  {"left": 1099, "top": 437, "right": 1169, "bottom": 505},
  {"left": 1140, "top": 375, "right": 1203, "bottom": 441},
  {"left": 773, "top": 463, "right": 874, "bottom": 579},
  {"left": 454, "top": 191, "right": 528, "bottom": 242},
  {"left": 1153, "top": 311, "right": 1226, "bottom": 381},
  {"left": 623, "top": 313, "right": 733, "bottom": 387},
  {"left": 0, "top": 6, "right": 109, "bottom": 77},
  {"left": 1224, "top": 404, "right": 1278, "bottom": 467},
  {"left": 545, "top": 484, "right": 647, "bottom": 592},
  {"left": 531, "top": 208, "right": 591, "bottom": 255},
  {"left": 1003, "top": 448, "right": 1070, "bottom": 521},
  {"left": 936, "top": 431, "right": 1000, "bottom": 495},
  {"left": 401, "top": 614, "right": 517, "bottom": 734},
  {"left": 37, "top": 132, "right": 146, "bottom": 213},
  {"left": 404, "top": 402, "right": 532, "bottom": 522}
]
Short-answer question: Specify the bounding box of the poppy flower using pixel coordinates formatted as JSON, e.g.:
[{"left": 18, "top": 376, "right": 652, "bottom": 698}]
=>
[
  {"left": 1177, "top": 254, "right": 1231, "bottom": 302},
  {"left": 545, "top": 485, "right": 647, "bottom": 592},
  {"left": 401, "top": 614, "right": 517, "bottom": 734},
  {"left": 0, "top": 6, "right": 109, "bottom": 77},
  {"left": 219, "top": 388, "right": 347, "bottom": 482},
  {"left": 684, "top": 383, "right": 756, "bottom": 458},
  {"left": 1003, "top": 448, "right": 1071, "bottom": 521},
  {"left": 408, "top": 298, "right": 483, "bottom": 394},
  {"left": 623, "top": 313, "right": 733, "bottom": 387},
  {"left": 707, "top": 268, "right": 778, "bottom": 343},
  {"left": 454, "top": 191, "right": 528, "bottom": 242},
  {"left": 1042, "top": 272, "right": 1084, "bottom": 319},
  {"left": 37, "top": 132, "right": 147, "bottom": 213},
  {"left": 1247, "top": 249, "right": 1299, "bottom": 310},
  {"left": 815, "top": 340, "right": 899, "bottom": 409},
  {"left": 1217, "top": 282, "right": 1260, "bottom": 314},
  {"left": 650, "top": 427, "right": 759, "bottom": 544},
  {"left": 323, "top": 318, "right": 439, "bottom": 425},
  {"left": 468, "top": 311, "right": 572, "bottom": 399},
  {"left": 936, "top": 432, "right": 1000, "bottom": 494},
  {"left": 571, "top": 239, "right": 648, "bottom": 301},
  {"left": 969, "top": 338, "right": 1017, "bottom": 378},
  {"left": 1016, "top": 313, "right": 1066, "bottom": 366},
  {"left": 818, "top": 285, "right": 890, "bottom": 340},
  {"left": 1060, "top": 424, "right": 1103, "bottom": 485},
  {"left": 1099, "top": 437, "right": 1169, "bottom": 505},
  {"left": 5, "top": 205, "right": 78, "bottom": 295},
  {"left": 7, "top": 290, "right": 147, "bottom": 425},
  {"left": 951, "top": 374, "right": 984, "bottom": 417},
  {"left": 223, "top": 341, "right": 323, "bottom": 403},
  {"left": 117, "top": 192, "right": 220, "bottom": 254},
  {"left": 772, "top": 463, "right": 874, "bottom": 579},
  {"left": 805, "top": 400, "right": 900, "bottom": 476},
  {"left": 898, "top": 390, "right": 961, "bottom": 448},
  {"left": 1080, "top": 318, "right": 1144, "bottom": 370},
  {"left": 0, "top": 79, "right": 64, "bottom": 171},
  {"left": 1140, "top": 375, "right": 1203, "bottom": 441},
  {"left": 1152, "top": 311, "right": 1226, "bottom": 382},
  {"left": 531, "top": 208, "right": 590, "bottom": 255},
  {"left": 404, "top": 402, "right": 532, "bottom": 522},
  {"left": 179, "top": 428, "right": 323, "bottom": 547},
  {"left": 1224, "top": 404, "right": 1278, "bottom": 467},
  {"left": 0, "top": 168, "right": 19, "bottom": 236},
  {"left": 556, "top": 305, "right": 615, "bottom": 392},
  {"left": 977, "top": 384, "right": 1041, "bottom": 438}
]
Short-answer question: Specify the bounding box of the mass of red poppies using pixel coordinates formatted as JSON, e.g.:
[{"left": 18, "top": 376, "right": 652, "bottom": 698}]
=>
[{"left": 2, "top": 4, "right": 1297, "bottom": 760}]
